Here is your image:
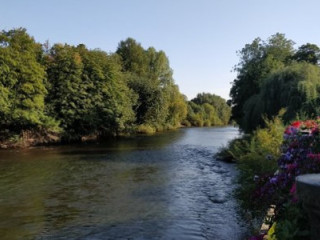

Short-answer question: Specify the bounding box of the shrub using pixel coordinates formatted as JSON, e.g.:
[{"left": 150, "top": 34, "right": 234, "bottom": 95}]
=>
[
  {"left": 203, "top": 120, "right": 211, "bottom": 126},
  {"left": 248, "top": 118, "right": 320, "bottom": 239},
  {"left": 136, "top": 124, "right": 156, "bottom": 134},
  {"left": 181, "top": 119, "right": 192, "bottom": 127}
]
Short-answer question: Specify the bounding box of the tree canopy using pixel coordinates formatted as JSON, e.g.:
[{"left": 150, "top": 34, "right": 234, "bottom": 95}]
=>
[
  {"left": 230, "top": 33, "right": 320, "bottom": 132},
  {"left": 184, "top": 93, "right": 231, "bottom": 127},
  {"left": 0, "top": 29, "right": 230, "bottom": 144},
  {"left": 0, "top": 28, "right": 57, "bottom": 132},
  {"left": 116, "top": 38, "right": 187, "bottom": 132}
]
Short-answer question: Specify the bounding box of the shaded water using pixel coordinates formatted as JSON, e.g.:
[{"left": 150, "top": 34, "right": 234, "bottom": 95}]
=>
[{"left": 0, "top": 127, "right": 247, "bottom": 239}]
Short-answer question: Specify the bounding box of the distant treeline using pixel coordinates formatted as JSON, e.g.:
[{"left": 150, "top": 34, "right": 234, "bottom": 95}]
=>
[
  {"left": 184, "top": 93, "right": 230, "bottom": 127},
  {"left": 0, "top": 28, "right": 230, "bottom": 144},
  {"left": 230, "top": 33, "right": 320, "bottom": 132}
]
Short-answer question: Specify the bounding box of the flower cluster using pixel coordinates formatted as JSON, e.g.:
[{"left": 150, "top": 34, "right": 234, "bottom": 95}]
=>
[
  {"left": 253, "top": 119, "right": 320, "bottom": 204},
  {"left": 249, "top": 119, "right": 320, "bottom": 239}
]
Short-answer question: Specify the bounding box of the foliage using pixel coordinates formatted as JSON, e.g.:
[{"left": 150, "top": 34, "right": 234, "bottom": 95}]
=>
[
  {"left": 186, "top": 93, "right": 231, "bottom": 127},
  {"left": 167, "top": 85, "right": 188, "bottom": 127},
  {"left": 230, "top": 33, "right": 320, "bottom": 132},
  {"left": 273, "top": 202, "right": 310, "bottom": 240},
  {"left": 136, "top": 124, "right": 156, "bottom": 134},
  {"left": 216, "top": 113, "right": 285, "bottom": 235},
  {"left": 116, "top": 38, "right": 188, "bottom": 130},
  {"left": 247, "top": 118, "right": 320, "bottom": 239},
  {"left": 253, "top": 119, "right": 320, "bottom": 206},
  {"left": 216, "top": 135, "right": 250, "bottom": 163},
  {"left": 0, "top": 28, "right": 230, "bottom": 146},
  {"left": 230, "top": 33, "right": 294, "bottom": 130},
  {"left": 234, "top": 114, "right": 284, "bottom": 212},
  {"left": 46, "top": 43, "right": 136, "bottom": 140},
  {"left": 292, "top": 43, "right": 320, "bottom": 65},
  {"left": 242, "top": 62, "right": 320, "bottom": 131},
  {"left": 0, "top": 28, "right": 59, "bottom": 134},
  {"left": 191, "top": 93, "right": 231, "bottom": 125}
]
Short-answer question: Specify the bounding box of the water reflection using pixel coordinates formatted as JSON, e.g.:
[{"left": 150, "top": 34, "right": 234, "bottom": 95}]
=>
[{"left": 0, "top": 127, "right": 247, "bottom": 239}]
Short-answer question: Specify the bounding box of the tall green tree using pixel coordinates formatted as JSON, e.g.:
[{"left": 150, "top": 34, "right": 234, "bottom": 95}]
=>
[
  {"left": 0, "top": 28, "right": 56, "bottom": 132},
  {"left": 292, "top": 43, "right": 320, "bottom": 64},
  {"left": 46, "top": 44, "right": 85, "bottom": 138},
  {"left": 116, "top": 38, "right": 187, "bottom": 131},
  {"left": 77, "top": 46, "right": 136, "bottom": 135},
  {"left": 46, "top": 43, "right": 136, "bottom": 139},
  {"left": 116, "top": 38, "right": 147, "bottom": 75},
  {"left": 230, "top": 33, "right": 295, "bottom": 131},
  {"left": 241, "top": 62, "right": 320, "bottom": 130}
]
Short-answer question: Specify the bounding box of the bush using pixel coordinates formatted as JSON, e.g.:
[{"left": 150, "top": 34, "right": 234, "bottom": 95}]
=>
[
  {"left": 136, "top": 124, "right": 156, "bottom": 134},
  {"left": 203, "top": 120, "right": 211, "bottom": 126},
  {"left": 247, "top": 117, "right": 320, "bottom": 239},
  {"left": 181, "top": 119, "right": 192, "bottom": 127},
  {"left": 236, "top": 116, "right": 284, "bottom": 214},
  {"left": 273, "top": 202, "right": 310, "bottom": 240}
]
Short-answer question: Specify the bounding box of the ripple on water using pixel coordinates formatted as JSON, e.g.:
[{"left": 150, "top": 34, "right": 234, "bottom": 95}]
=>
[{"left": 0, "top": 127, "right": 248, "bottom": 239}]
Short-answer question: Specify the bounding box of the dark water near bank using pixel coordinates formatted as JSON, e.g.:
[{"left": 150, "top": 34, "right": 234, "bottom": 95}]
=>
[{"left": 0, "top": 127, "right": 247, "bottom": 240}]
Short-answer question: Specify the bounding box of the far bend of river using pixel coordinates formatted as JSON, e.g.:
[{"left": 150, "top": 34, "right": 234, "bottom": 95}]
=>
[{"left": 0, "top": 127, "right": 248, "bottom": 240}]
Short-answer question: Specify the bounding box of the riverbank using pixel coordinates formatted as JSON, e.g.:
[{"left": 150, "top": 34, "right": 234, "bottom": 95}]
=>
[
  {"left": 0, "top": 130, "right": 61, "bottom": 149},
  {"left": 0, "top": 124, "right": 233, "bottom": 150},
  {"left": 219, "top": 117, "right": 320, "bottom": 239}
]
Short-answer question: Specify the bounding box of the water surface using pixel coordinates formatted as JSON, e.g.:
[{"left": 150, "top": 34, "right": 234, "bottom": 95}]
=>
[{"left": 0, "top": 127, "right": 247, "bottom": 239}]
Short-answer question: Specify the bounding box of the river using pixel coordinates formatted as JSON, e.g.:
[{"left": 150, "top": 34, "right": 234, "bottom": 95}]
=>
[{"left": 0, "top": 127, "right": 248, "bottom": 240}]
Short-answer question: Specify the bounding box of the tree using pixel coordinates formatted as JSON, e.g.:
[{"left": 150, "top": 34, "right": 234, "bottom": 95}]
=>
[
  {"left": 292, "top": 43, "right": 320, "bottom": 65},
  {"left": 166, "top": 84, "right": 187, "bottom": 127},
  {"left": 116, "top": 38, "right": 186, "bottom": 131},
  {"left": 78, "top": 47, "right": 136, "bottom": 136},
  {"left": 116, "top": 38, "right": 147, "bottom": 75},
  {"left": 45, "top": 44, "right": 85, "bottom": 138},
  {"left": 46, "top": 43, "right": 136, "bottom": 139},
  {"left": 191, "top": 93, "right": 231, "bottom": 125},
  {"left": 186, "top": 101, "right": 204, "bottom": 127},
  {"left": 242, "top": 62, "right": 320, "bottom": 131},
  {"left": 0, "top": 28, "right": 56, "bottom": 132},
  {"left": 230, "top": 33, "right": 295, "bottom": 131}
]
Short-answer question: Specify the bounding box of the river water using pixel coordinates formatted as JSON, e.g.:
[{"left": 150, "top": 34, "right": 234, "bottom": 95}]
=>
[{"left": 0, "top": 127, "right": 248, "bottom": 240}]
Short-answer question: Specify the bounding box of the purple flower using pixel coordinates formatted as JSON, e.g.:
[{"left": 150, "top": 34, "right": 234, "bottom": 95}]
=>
[
  {"left": 283, "top": 152, "right": 292, "bottom": 161},
  {"left": 269, "top": 176, "right": 278, "bottom": 184}
]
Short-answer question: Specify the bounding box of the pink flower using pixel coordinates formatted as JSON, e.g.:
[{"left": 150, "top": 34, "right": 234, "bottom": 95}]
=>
[
  {"left": 290, "top": 183, "right": 296, "bottom": 195},
  {"left": 284, "top": 127, "right": 292, "bottom": 135},
  {"left": 304, "top": 120, "right": 317, "bottom": 129},
  {"left": 290, "top": 183, "right": 298, "bottom": 202},
  {"left": 307, "top": 153, "right": 320, "bottom": 160},
  {"left": 311, "top": 127, "right": 319, "bottom": 134},
  {"left": 287, "top": 163, "right": 297, "bottom": 171}
]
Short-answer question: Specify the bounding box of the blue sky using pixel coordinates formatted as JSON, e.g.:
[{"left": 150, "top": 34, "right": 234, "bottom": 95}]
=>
[{"left": 1, "top": 0, "right": 319, "bottom": 100}]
